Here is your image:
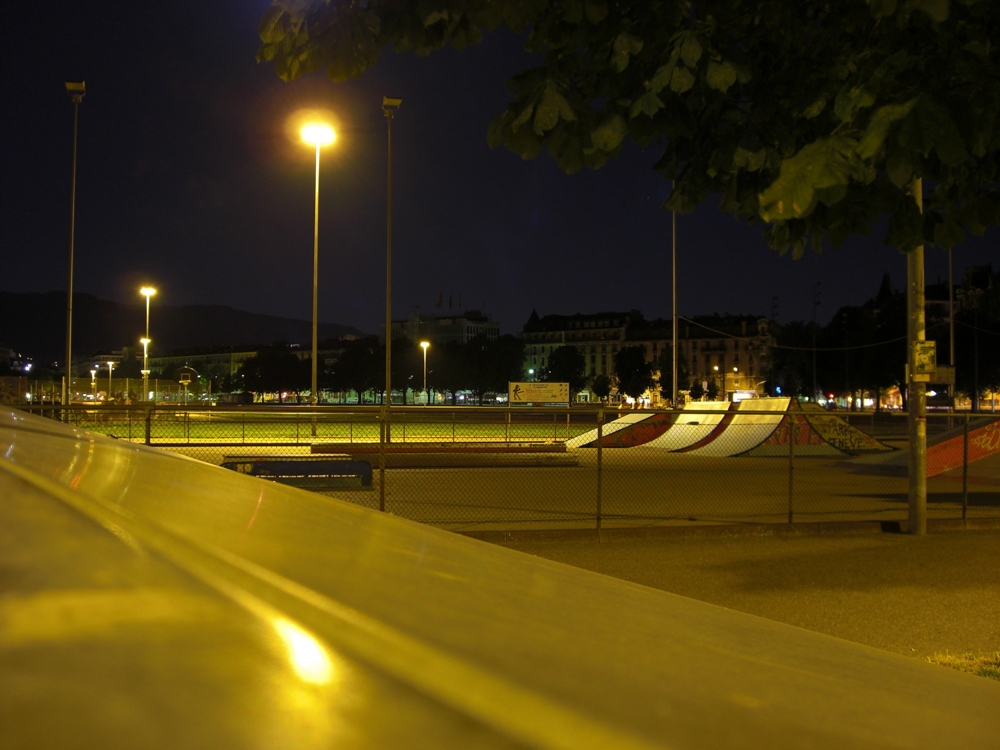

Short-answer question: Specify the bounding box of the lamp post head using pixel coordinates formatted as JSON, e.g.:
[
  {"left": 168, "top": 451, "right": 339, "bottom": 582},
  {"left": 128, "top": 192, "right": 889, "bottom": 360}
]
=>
[
  {"left": 420, "top": 341, "right": 430, "bottom": 351},
  {"left": 65, "top": 80, "right": 85, "bottom": 102},
  {"left": 140, "top": 286, "right": 157, "bottom": 298},
  {"left": 107, "top": 361, "right": 115, "bottom": 369},
  {"left": 301, "top": 122, "right": 336, "bottom": 147},
  {"left": 383, "top": 96, "right": 402, "bottom": 118}
]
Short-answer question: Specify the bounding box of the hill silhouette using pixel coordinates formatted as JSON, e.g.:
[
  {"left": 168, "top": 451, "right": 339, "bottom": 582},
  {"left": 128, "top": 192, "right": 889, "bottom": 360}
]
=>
[{"left": 0, "top": 292, "right": 368, "bottom": 364}]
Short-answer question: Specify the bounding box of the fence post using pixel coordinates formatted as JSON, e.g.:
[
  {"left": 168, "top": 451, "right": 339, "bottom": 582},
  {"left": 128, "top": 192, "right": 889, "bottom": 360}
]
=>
[
  {"left": 788, "top": 413, "right": 795, "bottom": 523},
  {"left": 452, "top": 411, "right": 456, "bottom": 443},
  {"left": 505, "top": 407, "right": 510, "bottom": 445},
  {"left": 379, "top": 408, "right": 386, "bottom": 512},
  {"left": 145, "top": 407, "right": 152, "bottom": 445},
  {"left": 596, "top": 407, "right": 603, "bottom": 531},
  {"left": 962, "top": 413, "right": 969, "bottom": 521}
]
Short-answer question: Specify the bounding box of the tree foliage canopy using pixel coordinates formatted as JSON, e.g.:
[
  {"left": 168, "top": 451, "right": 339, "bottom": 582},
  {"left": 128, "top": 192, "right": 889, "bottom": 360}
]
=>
[{"left": 259, "top": 0, "right": 1000, "bottom": 256}]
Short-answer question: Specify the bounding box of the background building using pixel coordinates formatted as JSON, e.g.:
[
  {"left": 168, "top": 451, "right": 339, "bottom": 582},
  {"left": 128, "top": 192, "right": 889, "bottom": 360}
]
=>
[
  {"left": 389, "top": 310, "right": 500, "bottom": 345},
  {"left": 522, "top": 310, "right": 774, "bottom": 401}
]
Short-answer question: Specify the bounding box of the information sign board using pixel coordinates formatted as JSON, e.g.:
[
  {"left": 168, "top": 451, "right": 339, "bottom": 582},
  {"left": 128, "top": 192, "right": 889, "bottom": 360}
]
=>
[{"left": 508, "top": 382, "right": 569, "bottom": 404}]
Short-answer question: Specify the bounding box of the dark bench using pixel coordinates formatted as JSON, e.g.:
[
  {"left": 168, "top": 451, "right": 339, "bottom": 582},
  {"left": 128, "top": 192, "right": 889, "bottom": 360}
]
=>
[{"left": 220, "top": 455, "right": 372, "bottom": 490}]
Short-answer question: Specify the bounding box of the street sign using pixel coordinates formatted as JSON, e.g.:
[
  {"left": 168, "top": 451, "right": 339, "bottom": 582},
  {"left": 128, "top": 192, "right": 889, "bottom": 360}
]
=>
[
  {"left": 509, "top": 381, "right": 569, "bottom": 404},
  {"left": 913, "top": 341, "right": 937, "bottom": 373}
]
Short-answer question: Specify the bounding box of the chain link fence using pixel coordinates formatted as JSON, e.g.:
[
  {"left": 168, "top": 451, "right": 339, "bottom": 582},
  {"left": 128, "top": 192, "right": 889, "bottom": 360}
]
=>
[{"left": 19, "top": 403, "right": 1000, "bottom": 531}]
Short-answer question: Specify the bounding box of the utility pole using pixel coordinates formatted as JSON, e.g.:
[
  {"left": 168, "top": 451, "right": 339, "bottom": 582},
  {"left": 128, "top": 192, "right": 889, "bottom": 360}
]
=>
[
  {"left": 63, "top": 81, "right": 85, "bottom": 414},
  {"left": 383, "top": 96, "right": 401, "bottom": 441},
  {"left": 812, "top": 282, "right": 820, "bottom": 401},
  {"left": 907, "top": 177, "right": 927, "bottom": 535},
  {"left": 671, "top": 198, "right": 678, "bottom": 407}
]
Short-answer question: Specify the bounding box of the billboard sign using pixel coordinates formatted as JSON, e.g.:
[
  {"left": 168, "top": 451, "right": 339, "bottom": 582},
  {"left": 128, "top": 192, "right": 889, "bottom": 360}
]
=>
[{"left": 509, "top": 381, "right": 569, "bottom": 404}]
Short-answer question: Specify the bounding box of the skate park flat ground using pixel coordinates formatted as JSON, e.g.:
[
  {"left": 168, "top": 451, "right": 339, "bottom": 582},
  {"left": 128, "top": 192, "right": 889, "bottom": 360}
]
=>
[
  {"left": 352, "top": 450, "right": 1000, "bottom": 531},
  {"left": 509, "top": 527, "right": 1000, "bottom": 661}
]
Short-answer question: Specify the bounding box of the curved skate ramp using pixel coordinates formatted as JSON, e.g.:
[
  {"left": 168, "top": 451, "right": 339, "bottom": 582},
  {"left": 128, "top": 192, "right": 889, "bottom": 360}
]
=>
[
  {"left": 679, "top": 398, "right": 790, "bottom": 456},
  {"left": 565, "top": 411, "right": 668, "bottom": 448},
  {"left": 645, "top": 401, "right": 734, "bottom": 450}
]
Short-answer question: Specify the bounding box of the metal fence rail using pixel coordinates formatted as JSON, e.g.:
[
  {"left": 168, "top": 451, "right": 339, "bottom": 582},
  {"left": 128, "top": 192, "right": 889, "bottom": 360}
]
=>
[{"left": 19, "top": 404, "right": 1000, "bottom": 532}]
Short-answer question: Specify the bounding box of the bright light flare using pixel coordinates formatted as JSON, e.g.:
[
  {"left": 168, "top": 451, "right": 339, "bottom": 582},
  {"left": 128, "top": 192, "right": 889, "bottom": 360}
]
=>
[
  {"left": 420, "top": 341, "right": 430, "bottom": 350},
  {"left": 301, "top": 122, "right": 336, "bottom": 147},
  {"left": 140, "top": 286, "right": 157, "bottom": 298},
  {"left": 272, "top": 618, "right": 334, "bottom": 685}
]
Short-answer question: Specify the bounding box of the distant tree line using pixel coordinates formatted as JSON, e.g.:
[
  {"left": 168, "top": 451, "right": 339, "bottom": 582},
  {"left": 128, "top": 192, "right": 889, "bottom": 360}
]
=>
[{"left": 222, "top": 335, "right": 526, "bottom": 405}]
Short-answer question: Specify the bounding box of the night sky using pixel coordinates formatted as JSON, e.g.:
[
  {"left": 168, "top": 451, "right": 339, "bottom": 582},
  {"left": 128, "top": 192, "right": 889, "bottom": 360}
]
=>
[{"left": 4, "top": 2, "right": 997, "bottom": 338}]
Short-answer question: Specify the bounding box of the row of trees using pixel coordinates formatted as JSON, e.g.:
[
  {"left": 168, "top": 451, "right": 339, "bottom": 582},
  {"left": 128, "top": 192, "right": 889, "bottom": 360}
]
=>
[{"left": 224, "top": 335, "right": 526, "bottom": 405}]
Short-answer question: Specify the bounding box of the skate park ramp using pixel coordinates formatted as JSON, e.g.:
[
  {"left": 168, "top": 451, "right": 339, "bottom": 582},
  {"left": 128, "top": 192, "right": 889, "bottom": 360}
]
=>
[
  {"left": 856, "top": 415, "right": 1000, "bottom": 477},
  {"left": 565, "top": 411, "right": 676, "bottom": 448},
  {"left": 569, "top": 399, "right": 894, "bottom": 457}
]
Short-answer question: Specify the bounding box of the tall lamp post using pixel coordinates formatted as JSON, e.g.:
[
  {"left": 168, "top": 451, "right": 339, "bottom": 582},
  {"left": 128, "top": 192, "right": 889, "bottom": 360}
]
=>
[
  {"left": 300, "top": 121, "right": 336, "bottom": 436},
  {"left": 90, "top": 368, "right": 97, "bottom": 400},
  {"left": 420, "top": 341, "right": 430, "bottom": 405},
  {"left": 63, "top": 80, "right": 85, "bottom": 412},
  {"left": 106, "top": 361, "right": 115, "bottom": 404},
  {"left": 383, "top": 96, "right": 401, "bottom": 415},
  {"left": 140, "top": 338, "right": 151, "bottom": 402},
  {"left": 140, "top": 286, "right": 156, "bottom": 401}
]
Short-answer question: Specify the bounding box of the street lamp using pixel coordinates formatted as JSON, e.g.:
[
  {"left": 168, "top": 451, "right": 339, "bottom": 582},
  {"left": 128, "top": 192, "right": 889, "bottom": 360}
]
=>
[
  {"left": 140, "top": 337, "right": 151, "bottom": 402},
  {"left": 106, "top": 361, "right": 115, "bottom": 404},
  {"left": 300, "top": 120, "right": 336, "bottom": 435},
  {"left": 140, "top": 286, "right": 156, "bottom": 401},
  {"left": 90, "top": 368, "right": 97, "bottom": 400},
  {"left": 420, "top": 341, "right": 430, "bottom": 405},
  {"left": 63, "top": 80, "right": 85, "bottom": 412}
]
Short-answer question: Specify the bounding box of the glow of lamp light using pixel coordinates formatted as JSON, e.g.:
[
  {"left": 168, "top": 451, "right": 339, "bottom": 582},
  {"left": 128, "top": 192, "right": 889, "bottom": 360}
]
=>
[
  {"left": 272, "top": 618, "right": 333, "bottom": 685},
  {"left": 301, "top": 123, "right": 336, "bottom": 147}
]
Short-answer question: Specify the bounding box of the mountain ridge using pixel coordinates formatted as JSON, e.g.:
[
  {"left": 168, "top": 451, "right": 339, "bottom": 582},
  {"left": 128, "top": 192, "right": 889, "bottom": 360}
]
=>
[{"left": 0, "top": 291, "right": 368, "bottom": 363}]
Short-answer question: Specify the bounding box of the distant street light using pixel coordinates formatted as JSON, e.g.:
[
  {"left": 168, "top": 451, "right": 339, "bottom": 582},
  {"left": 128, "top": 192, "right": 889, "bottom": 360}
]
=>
[
  {"left": 300, "top": 121, "right": 336, "bottom": 435},
  {"left": 63, "top": 80, "right": 85, "bottom": 412},
  {"left": 420, "top": 341, "right": 430, "bottom": 405},
  {"left": 140, "top": 286, "right": 156, "bottom": 401},
  {"left": 106, "top": 361, "right": 115, "bottom": 403},
  {"left": 90, "top": 368, "right": 97, "bottom": 400}
]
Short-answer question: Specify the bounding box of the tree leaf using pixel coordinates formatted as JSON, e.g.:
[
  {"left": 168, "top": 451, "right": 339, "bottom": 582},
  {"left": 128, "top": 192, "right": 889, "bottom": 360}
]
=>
[
  {"left": 533, "top": 89, "right": 560, "bottom": 135},
  {"left": 803, "top": 99, "right": 826, "bottom": 119},
  {"left": 759, "top": 137, "right": 857, "bottom": 222},
  {"left": 833, "top": 86, "right": 876, "bottom": 123},
  {"left": 584, "top": 0, "right": 608, "bottom": 24},
  {"left": 630, "top": 90, "right": 664, "bottom": 118},
  {"left": 734, "top": 146, "right": 768, "bottom": 172},
  {"left": 670, "top": 66, "right": 696, "bottom": 93},
  {"left": 611, "top": 32, "right": 644, "bottom": 72},
  {"left": 679, "top": 35, "right": 702, "bottom": 68},
  {"left": 592, "top": 112, "right": 628, "bottom": 151},
  {"left": 511, "top": 102, "right": 534, "bottom": 131},
  {"left": 648, "top": 55, "right": 678, "bottom": 93},
  {"left": 705, "top": 61, "right": 737, "bottom": 93},
  {"left": 857, "top": 99, "right": 917, "bottom": 159},
  {"left": 867, "top": 0, "right": 898, "bottom": 17},
  {"left": 910, "top": 0, "right": 949, "bottom": 23},
  {"left": 897, "top": 97, "right": 968, "bottom": 166}
]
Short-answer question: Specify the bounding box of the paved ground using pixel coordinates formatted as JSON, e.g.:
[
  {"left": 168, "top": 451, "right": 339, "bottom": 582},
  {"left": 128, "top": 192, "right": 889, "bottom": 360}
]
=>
[{"left": 508, "top": 528, "right": 1000, "bottom": 659}]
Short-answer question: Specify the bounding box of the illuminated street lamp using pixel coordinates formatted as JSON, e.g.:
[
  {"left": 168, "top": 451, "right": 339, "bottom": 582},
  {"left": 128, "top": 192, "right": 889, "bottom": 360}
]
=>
[
  {"left": 90, "top": 368, "right": 97, "bottom": 400},
  {"left": 383, "top": 96, "right": 401, "bottom": 417},
  {"left": 300, "top": 121, "right": 336, "bottom": 435},
  {"left": 140, "top": 337, "right": 151, "bottom": 403},
  {"left": 420, "top": 341, "right": 430, "bottom": 405},
  {"left": 106, "top": 361, "right": 115, "bottom": 404},
  {"left": 140, "top": 286, "right": 156, "bottom": 401}
]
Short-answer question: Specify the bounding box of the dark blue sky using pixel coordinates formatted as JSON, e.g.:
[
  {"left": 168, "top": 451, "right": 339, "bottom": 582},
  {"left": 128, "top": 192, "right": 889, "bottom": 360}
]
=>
[{"left": 3, "top": 2, "right": 996, "bottom": 336}]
